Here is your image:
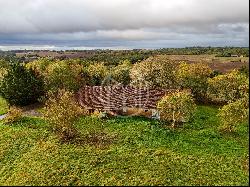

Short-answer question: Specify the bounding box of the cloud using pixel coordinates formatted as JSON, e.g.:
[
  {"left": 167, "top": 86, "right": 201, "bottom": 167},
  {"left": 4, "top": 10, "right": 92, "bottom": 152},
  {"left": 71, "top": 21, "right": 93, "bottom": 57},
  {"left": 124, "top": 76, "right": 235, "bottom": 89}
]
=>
[{"left": 0, "top": 0, "right": 248, "bottom": 47}]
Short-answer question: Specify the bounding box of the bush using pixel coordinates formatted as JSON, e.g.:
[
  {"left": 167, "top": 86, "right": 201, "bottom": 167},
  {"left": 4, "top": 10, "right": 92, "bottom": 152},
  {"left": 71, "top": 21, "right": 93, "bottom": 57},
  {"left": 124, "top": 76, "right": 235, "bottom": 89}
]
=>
[
  {"left": 217, "top": 99, "right": 248, "bottom": 132},
  {"left": 157, "top": 90, "right": 197, "bottom": 127},
  {"left": 130, "top": 56, "right": 177, "bottom": 88},
  {"left": 42, "top": 89, "right": 86, "bottom": 141},
  {"left": 207, "top": 70, "right": 248, "bottom": 103},
  {"left": 2, "top": 106, "right": 23, "bottom": 124},
  {"left": 45, "top": 61, "right": 84, "bottom": 92},
  {"left": 239, "top": 65, "right": 249, "bottom": 77},
  {"left": 26, "top": 59, "right": 86, "bottom": 93},
  {"left": 25, "top": 58, "right": 52, "bottom": 75},
  {"left": 110, "top": 60, "right": 132, "bottom": 85},
  {"left": 0, "top": 68, "right": 7, "bottom": 81},
  {"left": 0, "top": 62, "right": 44, "bottom": 106},
  {"left": 176, "top": 62, "right": 212, "bottom": 101},
  {"left": 85, "top": 63, "right": 108, "bottom": 86}
]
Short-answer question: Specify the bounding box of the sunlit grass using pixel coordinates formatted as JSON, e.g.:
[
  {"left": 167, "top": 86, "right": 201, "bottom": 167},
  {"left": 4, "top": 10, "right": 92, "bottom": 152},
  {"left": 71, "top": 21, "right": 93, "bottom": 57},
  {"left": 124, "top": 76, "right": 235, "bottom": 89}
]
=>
[{"left": 0, "top": 106, "right": 248, "bottom": 186}]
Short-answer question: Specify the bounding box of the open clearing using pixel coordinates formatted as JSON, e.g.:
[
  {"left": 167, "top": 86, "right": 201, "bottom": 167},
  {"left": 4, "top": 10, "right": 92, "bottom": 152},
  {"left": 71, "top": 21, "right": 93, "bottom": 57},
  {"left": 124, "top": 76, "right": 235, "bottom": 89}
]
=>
[{"left": 0, "top": 106, "right": 248, "bottom": 186}]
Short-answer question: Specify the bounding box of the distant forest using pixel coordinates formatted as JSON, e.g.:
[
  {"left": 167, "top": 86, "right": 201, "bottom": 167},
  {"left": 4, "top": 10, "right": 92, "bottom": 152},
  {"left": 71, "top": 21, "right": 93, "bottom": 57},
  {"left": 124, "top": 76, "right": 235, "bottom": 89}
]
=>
[{"left": 0, "top": 47, "right": 249, "bottom": 66}]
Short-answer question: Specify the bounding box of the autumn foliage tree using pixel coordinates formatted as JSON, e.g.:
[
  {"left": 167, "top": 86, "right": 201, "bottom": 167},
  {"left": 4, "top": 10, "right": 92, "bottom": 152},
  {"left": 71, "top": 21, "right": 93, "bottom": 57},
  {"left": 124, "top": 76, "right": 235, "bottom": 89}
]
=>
[
  {"left": 110, "top": 60, "right": 132, "bottom": 85},
  {"left": 207, "top": 70, "right": 249, "bottom": 132},
  {"left": 207, "top": 70, "right": 248, "bottom": 103},
  {"left": 217, "top": 98, "right": 248, "bottom": 132},
  {"left": 176, "top": 62, "right": 212, "bottom": 101},
  {"left": 157, "top": 90, "right": 197, "bottom": 127},
  {"left": 85, "top": 62, "right": 109, "bottom": 85},
  {"left": 130, "top": 56, "right": 177, "bottom": 88},
  {"left": 43, "top": 89, "right": 86, "bottom": 141}
]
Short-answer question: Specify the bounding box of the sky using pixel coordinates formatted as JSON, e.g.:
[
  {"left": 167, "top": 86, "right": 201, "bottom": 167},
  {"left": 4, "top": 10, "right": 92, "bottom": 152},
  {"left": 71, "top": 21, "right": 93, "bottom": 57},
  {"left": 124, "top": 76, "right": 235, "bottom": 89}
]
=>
[{"left": 0, "top": 0, "right": 249, "bottom": 50}]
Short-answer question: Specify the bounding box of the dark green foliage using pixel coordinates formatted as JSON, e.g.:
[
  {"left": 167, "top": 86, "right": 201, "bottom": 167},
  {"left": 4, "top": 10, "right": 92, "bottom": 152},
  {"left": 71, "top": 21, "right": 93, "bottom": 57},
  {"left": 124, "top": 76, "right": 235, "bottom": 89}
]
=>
[
  {"left": 210, "top": 70, "right": 222, "bottom": 78},
  {"left": 239, "top": 65, "right": 249, "bottom": 77},
  {"left": 0, "top": 62, "right": 44, "bottom": 106}
]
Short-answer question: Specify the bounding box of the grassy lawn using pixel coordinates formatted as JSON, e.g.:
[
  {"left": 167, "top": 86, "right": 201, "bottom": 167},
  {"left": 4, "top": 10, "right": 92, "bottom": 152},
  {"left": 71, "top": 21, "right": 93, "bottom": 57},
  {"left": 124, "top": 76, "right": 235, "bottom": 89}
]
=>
[
  {"left": 0, "top": 106, "right": 248, "bottom": 186},
  {"left": 0, "top": 97, "right": 8, "bottom": 115}
]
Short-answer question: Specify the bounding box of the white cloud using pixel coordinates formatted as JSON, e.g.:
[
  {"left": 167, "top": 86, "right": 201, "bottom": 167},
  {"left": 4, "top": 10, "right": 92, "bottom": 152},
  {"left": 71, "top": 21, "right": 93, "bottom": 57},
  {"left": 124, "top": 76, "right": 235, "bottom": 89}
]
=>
[
  {"left": 0, "top": 0, "right": 248, "bottom": 47},
  {"left": 0, "top": 0, "right": 248, "bottom": 33}
]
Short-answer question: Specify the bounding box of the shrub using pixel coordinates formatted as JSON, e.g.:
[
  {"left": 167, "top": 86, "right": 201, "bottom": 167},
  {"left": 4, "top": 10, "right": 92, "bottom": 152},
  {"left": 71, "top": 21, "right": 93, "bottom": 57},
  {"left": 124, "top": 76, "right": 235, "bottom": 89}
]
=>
[
  {"left": 130, "top": 56, "right": 177, "bottom": 88},
  {"left": 2, "top": 106, "right": 22, "bottom": 124},
  {"left": 26, "top": 59, "right": 86, "bottom": 93},
  {"left": 110, "top": 60, "right": 132, "bottom": 85},
  {"left": 157, "top": 90, "right": 197, "bottom": 127},
  {"left": 25, "top": 58, "right": 52, "bottom": 75},
  {"left": 217, "top": 99, "right": 248, "bottom": 132},
  {"left": 0, "top": 62, "right": 44, "bottom": 106},
  {"left": 207, "top": 70, "right": 248, "bottom": 103},
  {"left": 0, "top": 68, "right": 7, "bottom": 81},
  {"left": 85, "top": 63, "right": 108, "bottom": 86},
  {"left": 176, "top": 62, "right": 212, "bottom": 101},
  {"left": 210, "top": 70, "right": 222, "bottom": 78},
  {"left": 45, "top": 61, "right": 84, "bottom": 92},
  {"left": 239, "top": 65, "right": 249, "bottom": 77},
  {"left": 42, "top": 89, "right": 86, "bottom": 141}
]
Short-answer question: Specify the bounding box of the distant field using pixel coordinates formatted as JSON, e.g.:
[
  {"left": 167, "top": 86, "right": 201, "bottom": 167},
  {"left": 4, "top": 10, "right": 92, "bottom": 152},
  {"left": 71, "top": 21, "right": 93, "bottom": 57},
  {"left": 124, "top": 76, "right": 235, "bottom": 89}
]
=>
[
  {"left": 162, "top": 55, "right": 249, "bottom": 73},
  {"left": 14, "top": 51, "right": 249, "bottom": 73},
  {"left": 0, "top": 106, "right": 248, "bottom": 186}
]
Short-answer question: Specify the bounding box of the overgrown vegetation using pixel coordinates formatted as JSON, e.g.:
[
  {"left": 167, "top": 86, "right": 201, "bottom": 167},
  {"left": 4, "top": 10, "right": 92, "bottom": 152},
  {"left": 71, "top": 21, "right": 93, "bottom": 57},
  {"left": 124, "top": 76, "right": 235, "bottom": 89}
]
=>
[
  {"left": 0, "top": 96, "right": 8, "bottom": 115},
  {"left": 0, "top": 106, "right": 248, "bottom": 186},
  {"left": 2, "top": 106, "right": 23, "bottom": 125},
  {"left": 0, "top": 62, "right": 44, "bottom": 106},
  {"left": 0, "top": 48, "right": 249, "bottom": 185},
  {"left": 176, "top": 62, "right": 212, "bottom": 101},
  {"left": 42, "top": 89, "right": 86, "bottom": 141},
  {"left": 217, "top": 99, "right": 248, "bottom": 132},
  {"left": 207, "top": 70, "right": 248, "bottom": 103},
  {"left": 157, "top": 90, "right": 197, "bottom": 127}
]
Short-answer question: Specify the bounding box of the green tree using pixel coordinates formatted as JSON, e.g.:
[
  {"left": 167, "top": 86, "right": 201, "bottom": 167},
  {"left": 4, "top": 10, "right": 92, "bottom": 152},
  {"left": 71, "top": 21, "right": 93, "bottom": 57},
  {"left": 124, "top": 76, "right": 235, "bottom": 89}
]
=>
[
  {"left": 85, "top": 62, "right": 108, "bottom": 85},
  {"left": 43, "top": 89, "right": 86, "bottom": 141},
  {"left": 176, "top": 62, "right": 212, "bottom": 101},
  {"left": 130, "top": 56, "right": 177, "bottom": 88},
  {"left": 111, "top": 60, "right": 132, "bottom": 85},
  {"left": 217, "top": 98, "right": 248, "bottom": 132},
  {"left": 0, "top": 62, "right": 44, "bottom": 106},
  {"left": 157, "top": 90, "right": 197, "bottom": 127},
  {"left": 45, "top": 61, "right": 84, "bottom": 92},
  {"left": 207, "top": 70, "right": 248, "bottom": 103}
]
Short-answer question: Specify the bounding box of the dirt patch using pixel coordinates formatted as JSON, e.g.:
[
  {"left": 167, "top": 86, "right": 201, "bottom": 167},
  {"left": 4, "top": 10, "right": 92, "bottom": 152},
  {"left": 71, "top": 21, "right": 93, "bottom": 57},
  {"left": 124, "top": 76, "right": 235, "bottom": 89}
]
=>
[{"left": 21, "top": 102, "right": 43, "bottom": 117}]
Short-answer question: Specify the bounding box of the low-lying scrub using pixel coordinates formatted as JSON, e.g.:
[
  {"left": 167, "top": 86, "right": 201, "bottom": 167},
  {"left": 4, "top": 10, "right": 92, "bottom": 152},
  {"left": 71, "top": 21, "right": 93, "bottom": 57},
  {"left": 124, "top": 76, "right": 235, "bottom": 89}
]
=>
[
  {"left": 42, "top": 89, "right": 86, "bottom": 142},
  {"left": 2, "top": 106, "right": 23, "bottom": 125}
]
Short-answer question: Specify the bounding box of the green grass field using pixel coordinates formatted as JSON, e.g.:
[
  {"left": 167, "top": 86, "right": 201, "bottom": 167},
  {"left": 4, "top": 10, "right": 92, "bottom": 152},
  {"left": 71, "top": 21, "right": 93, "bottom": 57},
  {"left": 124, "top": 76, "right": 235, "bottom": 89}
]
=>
[
  {"left": 0, "top": 106, "right": 248, "bottom": 186},
  {"left": 0, "top": 97, "right": 8, "bottom": 115}
]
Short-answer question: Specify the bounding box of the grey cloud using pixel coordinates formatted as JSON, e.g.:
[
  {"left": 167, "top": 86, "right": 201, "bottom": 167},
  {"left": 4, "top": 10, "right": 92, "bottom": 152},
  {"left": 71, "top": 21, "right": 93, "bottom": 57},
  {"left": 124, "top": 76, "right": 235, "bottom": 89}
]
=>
[
  {"left": 0, "top": 0, "right": 248, "bottom": 47},
  {"left": 0, "top": 0, "right": 248, "bottom": 34}
]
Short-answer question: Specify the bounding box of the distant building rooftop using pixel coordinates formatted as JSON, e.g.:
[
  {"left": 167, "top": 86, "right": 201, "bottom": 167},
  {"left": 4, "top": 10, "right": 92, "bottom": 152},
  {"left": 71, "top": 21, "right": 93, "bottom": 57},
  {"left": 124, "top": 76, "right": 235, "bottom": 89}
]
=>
[{"left": 76, "top": 86, "right": 176, "bottom": 110}]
